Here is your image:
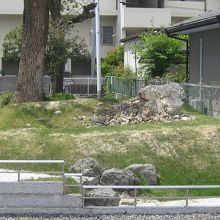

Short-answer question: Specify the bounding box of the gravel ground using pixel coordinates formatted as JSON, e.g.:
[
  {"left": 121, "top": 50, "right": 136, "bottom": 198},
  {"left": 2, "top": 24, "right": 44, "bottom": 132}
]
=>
[{"left": 0, "top": 214, "right": 220, "bottom": 220}]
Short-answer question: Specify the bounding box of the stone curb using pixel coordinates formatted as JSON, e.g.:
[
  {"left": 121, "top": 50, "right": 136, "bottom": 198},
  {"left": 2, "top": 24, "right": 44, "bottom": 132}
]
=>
[{"left": 0, "top": 207, "right": 219, "bottom": 217}]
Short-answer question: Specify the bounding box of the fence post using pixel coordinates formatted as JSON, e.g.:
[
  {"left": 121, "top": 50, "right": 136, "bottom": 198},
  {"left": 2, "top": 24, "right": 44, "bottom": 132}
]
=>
[
  {"left": 17, "top": 164, "right": 20, "bottom": 182},
  {"left": 87, "top": 77, "right": 90, "bottom": 97},
  {"left": 134, "top": 188, "right": 137, "bottom": 207},
  {"left": 82, "top": 187, "right": 85, "bottom": 208},
  {"left": 61, "top": 162, "right": 65, "bottom": 195},
  {"left": 185, "top": 188, "right": 189, "bottom": 207}
]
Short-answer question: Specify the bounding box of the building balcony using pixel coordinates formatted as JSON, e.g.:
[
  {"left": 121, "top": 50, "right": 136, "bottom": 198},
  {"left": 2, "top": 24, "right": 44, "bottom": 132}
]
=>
[
  {"left": 164, "top": 0, "right": 205, "bottom": 18},
  {"left": 121, "top": 6, "right": 171, "bottom": 29},
  {"left": 0, "top": 0, "right": 23, "bottom": 15},
  {"left": 99, "top": 0, "right": 118, "bottom": 16}
]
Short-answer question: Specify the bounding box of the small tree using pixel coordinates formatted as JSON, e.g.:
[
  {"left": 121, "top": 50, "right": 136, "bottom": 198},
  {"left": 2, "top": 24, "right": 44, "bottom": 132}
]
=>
[
  {"left": 3, "top": 26, "right": 22, "bottom": 62},
  {"left": 133, "top": 31, "right": 185, "bottom": 78},
  {"left": 101, "top": 46, "right": 124, "bottom": 75},
  {"left": 3, "top": 25, "right": 89, "bottom": 94}
]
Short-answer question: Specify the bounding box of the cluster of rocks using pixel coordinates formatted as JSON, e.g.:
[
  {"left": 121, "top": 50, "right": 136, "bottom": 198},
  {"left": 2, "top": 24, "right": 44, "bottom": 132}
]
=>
[
  {"left": 68, "top": 158, "right": 159, "bottom": 206},
  {"left": 93, "top": 83, "right": 194, "bottom": 126}
]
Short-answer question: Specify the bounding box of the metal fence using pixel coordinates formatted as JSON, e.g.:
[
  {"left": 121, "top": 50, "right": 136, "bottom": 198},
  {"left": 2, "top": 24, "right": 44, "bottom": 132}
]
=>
[
  {"left": 64, "top": 77, "right": 105, "bottom": 97},
  {"left": 82, "top": 185, "right": 220, "bottom": 208},
  {"left": 0, "top": 160, "right": 220, "bottom": 208},
  {"left": 104, "top": 77, "right": 220, "bottom": 117},
  {"left": 105, "top": 76, "right": 146, "bottom": 97},
  {"left": 0, "top": 75, "right": 51, "bottom": 96},
  {"left": 0, "top": 160, "right": 65, "bottom": 182},
  {"left": 184, "top": 83, "right": 220, "bottom": 117},
  {"left": 0, "top": 160, "right": 82, "bottom": 195}
]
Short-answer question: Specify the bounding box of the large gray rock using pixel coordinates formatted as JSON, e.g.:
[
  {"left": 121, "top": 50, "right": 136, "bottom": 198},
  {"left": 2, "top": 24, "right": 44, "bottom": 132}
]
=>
[
  {"left": 100, "top": 169, "right": 139, "bottom": 186},
  {"left": 126, "top": 164, "right": 158, "bottom": 185},
  {"left": 85, "top": 188, "right": 120, "bottom": 206},
  {"left": 68, "top": 158, "right": 103, "bottom": 185},
  {"left": 139, "top": 83, "right": 184, "bottom": 115}
]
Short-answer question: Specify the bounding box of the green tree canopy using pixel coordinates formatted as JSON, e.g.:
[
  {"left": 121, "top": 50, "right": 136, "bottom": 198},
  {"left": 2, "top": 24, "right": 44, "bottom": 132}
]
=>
[
  {"left": 101, "top": 46, "right": 124, "bottom": 75},
  {"left": 3, "top": 25, "right": 89, "bottom": 77},
  {"left": 133, "top": 31, "right": 186, "bottom": 78}
]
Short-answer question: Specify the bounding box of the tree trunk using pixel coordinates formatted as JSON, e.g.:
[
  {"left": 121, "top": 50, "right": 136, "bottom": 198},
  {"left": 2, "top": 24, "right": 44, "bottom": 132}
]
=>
[
  {"left": 55, "top": 64, "right": 65, "bottom": 93},
  {"left": 48, "top": 0, "right": 96, "bottom": 94},
  {"left": 50, "top": 64, "right": 64, "bottom": 95},
  {"left": 14, "top": 0, "right": 49, "bottom": 103}
]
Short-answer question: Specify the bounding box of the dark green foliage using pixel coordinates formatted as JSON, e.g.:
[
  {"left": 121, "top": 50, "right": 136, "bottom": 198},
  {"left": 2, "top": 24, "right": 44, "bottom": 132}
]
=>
[
  {"left": 163, "top": 65, "right": 187, "bottom": 83},
  {"left": 2, "top": 26, "right": 22, "bottom": 62},
  {"left": 101, "top": 46, "right": 124, "bottom": 75},
  {"left": 3, "top": 26, "right": 89, "bottom": 78},
  {"left": 0, "top": 92, "right": 14, "bottom": 107},
  {"left": 133, "top": 31, "right": 186, "bottom": 78},
  {"left": 45, "top": 26, "right": 89, "bottom": 77},
  {"left": 43, "top": 93, "right": 75, "bottom": 101}
]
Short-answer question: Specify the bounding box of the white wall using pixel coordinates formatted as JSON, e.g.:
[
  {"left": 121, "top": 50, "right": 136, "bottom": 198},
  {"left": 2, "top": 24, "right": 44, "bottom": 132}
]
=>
[
  {"left": 70, "top": 16, "right": 117, "bottom": 59},
  {"left": 206, "top": 0, "right": 220, "bottom": 10},
  {"left": 121, "top": 7, "right": 171, "bottom": 28},
  {"left": 0, "top": 15, "right": 23, "bottom": 70},
  {"left": 100, "top": 0, "right": 118, "bottom": 15},
  {"left": 0, "top": 0, "right": 23, "bottom": 14},
  {"left": 164, "top": 0, "right": 205, "bottom": 18},
  {"left": 124, "top": 40, "right": 139, "bottom": 72}
]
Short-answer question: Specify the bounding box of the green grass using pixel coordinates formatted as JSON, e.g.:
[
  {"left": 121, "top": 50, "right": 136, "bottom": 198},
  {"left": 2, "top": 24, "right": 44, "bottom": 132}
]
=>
[{"left": 0, "top": 98, "right": 219, "bottom": 198}]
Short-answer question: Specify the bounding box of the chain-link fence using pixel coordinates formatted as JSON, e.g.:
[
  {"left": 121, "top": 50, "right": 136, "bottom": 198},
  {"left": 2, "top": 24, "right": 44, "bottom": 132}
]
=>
[
  {"left": 105, "top": 76, "right": 146, "bottom": 97},
  {"left": 105, "top": 76, "right": 220, "bottom": 117},
  {"left": 184, "top": 83, "right": 220, "bottom": 117}
]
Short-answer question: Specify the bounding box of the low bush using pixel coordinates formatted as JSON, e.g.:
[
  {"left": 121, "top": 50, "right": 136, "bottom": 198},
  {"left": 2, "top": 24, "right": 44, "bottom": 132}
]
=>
[
  {"left": 43, "top": 93, "right": 75, "bottom": 101},
  {"left": 0, "top": 92, "right": 13, "bottom": 107},
  {"left": 101, "top": 46, "right": 124, "bottom": 76},
  {"left": 163, "top": 66, "right": 187, "bottom": 83}
]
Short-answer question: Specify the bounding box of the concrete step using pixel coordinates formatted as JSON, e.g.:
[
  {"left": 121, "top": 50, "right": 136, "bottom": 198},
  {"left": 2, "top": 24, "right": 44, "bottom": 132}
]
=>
[
  {"left": 0, "top": 182, "right": 64, "bottom": 195},
  {"left": 0, "top": 194, "right": 82, "bottom": 208}
]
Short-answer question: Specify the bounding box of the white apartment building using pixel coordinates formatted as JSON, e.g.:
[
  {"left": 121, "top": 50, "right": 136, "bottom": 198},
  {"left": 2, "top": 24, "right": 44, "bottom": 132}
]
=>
[{"left": 0, "top": 0, "right": 220, "bottom": 76}]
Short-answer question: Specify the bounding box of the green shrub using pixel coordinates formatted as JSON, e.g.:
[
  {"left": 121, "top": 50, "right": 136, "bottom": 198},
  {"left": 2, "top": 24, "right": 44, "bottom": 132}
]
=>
[
  {"left": 0, "top": 92, "right": 14, "bottom": 106},
  {"left": 111, "top": 65, "right": 135, "bottom": 78},
  {"left": 163, "top": 66, "right": 187, "bottom": 83},
  {"left": 101, "top": 46, "right": 124, "bottom": 75},
  {"left": 133, "top": 31, "right": 186, "bottom": 78},
  {"left": 43, "top": 93, "right": 75, "bottom": 101}
]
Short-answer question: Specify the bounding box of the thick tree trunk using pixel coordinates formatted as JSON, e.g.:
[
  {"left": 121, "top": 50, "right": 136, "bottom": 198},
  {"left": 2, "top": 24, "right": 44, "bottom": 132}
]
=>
[{"left": 14, "top": 0, "right": 49, "bottom": 103}]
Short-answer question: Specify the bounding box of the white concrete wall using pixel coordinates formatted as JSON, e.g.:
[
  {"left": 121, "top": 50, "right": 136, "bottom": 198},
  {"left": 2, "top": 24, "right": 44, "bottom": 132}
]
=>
[
  {"left": 121, "top": 7, "right": 171, "bottom": 28},
  {"left": 0, "top": 0, "right": 23, "bottom": 14},
  {"left": 164, "top": 0, "right": 205, "bottom": 18},
  {"left": 124, "top": 40, "right": 139, "bottom": 72},
  {"left": 100, "top": 16, "right": 117, "bottom": 58},
  {"left": 70, "top": 16, "right": 117, "bottom": 59},
  {"left": 0, "top": 15, "right": 23, "bottom": 70},
  {"left": 206, "top": 0, "right": 220, "bottom": 10},
  {"left": 100, "top": 0, "right": 118, "bottom": 15}
]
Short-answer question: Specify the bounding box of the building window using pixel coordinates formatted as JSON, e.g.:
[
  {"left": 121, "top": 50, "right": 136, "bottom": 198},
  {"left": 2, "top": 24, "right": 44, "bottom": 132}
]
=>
[{"left": 101, "top": 26, "right": 114, "bottom": 46}]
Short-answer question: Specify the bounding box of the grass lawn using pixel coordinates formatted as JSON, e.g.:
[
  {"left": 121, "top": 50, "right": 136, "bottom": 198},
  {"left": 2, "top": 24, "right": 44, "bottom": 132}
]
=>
[{"left": 0, "top": 98, "right": 219, "bottom": 197}]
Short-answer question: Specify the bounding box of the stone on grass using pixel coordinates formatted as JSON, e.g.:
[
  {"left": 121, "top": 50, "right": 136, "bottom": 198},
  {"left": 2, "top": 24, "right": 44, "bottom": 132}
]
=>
[
  {"left": 85, "top": 188, "right": 120, "bottom": 206},
  {"left": 82, "top": 176, "right": 100, "bottom": 185},
  {"left": 139, "top": 83, "right": 184, "bottom": 115},
  {"left": 126, "top": 164, "right": 158, "bottom": 185},
  {"left": 93, "top": 83, "right": 190, "bottom": 126},
  {"left": 68, "top": 158, "right": 103, "bottom": 185},
  {"left": 100, "top": 168, "right": 139, "bottom": 186},
  {"left": 54, "top": 110, "right": 62, "bottom": 114}
]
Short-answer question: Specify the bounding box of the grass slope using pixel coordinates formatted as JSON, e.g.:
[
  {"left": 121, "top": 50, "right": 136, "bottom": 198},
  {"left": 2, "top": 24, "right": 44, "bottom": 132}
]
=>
[{"left": 0, "top": 98, "right": 220, "bottom": 197}]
